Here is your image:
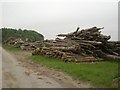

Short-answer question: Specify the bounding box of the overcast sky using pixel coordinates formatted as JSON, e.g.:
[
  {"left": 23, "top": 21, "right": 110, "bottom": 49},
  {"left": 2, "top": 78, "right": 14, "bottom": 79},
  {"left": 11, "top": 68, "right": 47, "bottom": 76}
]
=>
[{"left": 1, "top": 0, "right": 118, "bottom": 40}]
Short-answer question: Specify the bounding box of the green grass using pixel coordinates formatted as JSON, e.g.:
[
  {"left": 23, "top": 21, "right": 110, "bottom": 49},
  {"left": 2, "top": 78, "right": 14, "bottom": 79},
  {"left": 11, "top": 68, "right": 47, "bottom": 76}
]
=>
[
  {"left": 2, "top": 45, "right": 21, "bottom": 52},
  {"left": 30, "top": 55, "right": 119, "bottom": 88}
]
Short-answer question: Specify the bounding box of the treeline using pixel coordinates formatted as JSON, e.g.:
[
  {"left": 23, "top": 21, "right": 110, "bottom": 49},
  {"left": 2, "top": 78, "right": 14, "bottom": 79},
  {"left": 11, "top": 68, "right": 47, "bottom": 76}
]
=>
[{"left": 1, "top": 28, "right": 44, "bottom": 42}]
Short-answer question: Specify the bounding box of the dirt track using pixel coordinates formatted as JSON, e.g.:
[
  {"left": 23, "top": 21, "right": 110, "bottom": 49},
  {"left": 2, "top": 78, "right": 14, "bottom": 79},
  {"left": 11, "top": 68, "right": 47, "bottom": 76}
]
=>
[{"left": 2, "top": 47, "right": 92, "bottom": 88}]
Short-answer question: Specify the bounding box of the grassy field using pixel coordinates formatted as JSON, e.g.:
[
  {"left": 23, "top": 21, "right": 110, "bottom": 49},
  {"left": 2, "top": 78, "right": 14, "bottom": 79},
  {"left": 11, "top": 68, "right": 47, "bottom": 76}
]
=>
[
  {"left": 3, "top": 45, "right": 119, "bottom": 88},
  {"left": 30, "top": 55, "right": 119, "bottom": 88}
]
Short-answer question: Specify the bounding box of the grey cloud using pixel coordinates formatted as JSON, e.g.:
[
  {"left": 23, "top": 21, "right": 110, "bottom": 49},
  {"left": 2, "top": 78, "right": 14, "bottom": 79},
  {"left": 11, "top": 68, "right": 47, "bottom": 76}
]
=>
[{"left": 1, "top": 1, "right": 118, "bottom": 40}]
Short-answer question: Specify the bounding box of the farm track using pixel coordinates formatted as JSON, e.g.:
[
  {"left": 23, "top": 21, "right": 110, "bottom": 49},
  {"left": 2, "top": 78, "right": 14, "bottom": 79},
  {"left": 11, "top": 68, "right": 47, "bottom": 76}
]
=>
[{"left": 2, "top": 47, "right": 92, "bottom": 88}]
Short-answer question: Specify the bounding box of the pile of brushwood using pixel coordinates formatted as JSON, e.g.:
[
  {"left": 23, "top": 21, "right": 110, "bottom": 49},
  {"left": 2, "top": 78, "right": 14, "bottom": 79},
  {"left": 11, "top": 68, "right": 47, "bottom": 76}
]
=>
[{"left": 32, "top": 26, "right": 120, "bottom": 62}]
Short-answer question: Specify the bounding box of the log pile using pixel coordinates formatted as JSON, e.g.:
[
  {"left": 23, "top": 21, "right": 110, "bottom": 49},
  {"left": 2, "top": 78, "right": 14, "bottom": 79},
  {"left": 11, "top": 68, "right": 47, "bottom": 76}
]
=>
[
  {"left": 3, "top": 38, "right": 37, "bottom": 50},
  {"left": 32, "top": 26, "right": 120, "bottom": 62},
  {"left": 3, "top": 38, "right": 25, "bottom": 48},
  {"left": 3, "top": 26, "right": 120, "bottom": 62}
]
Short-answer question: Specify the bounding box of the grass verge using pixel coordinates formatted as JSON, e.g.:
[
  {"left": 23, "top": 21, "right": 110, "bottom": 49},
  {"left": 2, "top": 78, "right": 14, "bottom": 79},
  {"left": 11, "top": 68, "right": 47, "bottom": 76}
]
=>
[
  {"left": 30, "top": 55, "right": 119, "bottom": 88},
  {"left": 2, "top": 45, "right": 21, "bottom": 52}
]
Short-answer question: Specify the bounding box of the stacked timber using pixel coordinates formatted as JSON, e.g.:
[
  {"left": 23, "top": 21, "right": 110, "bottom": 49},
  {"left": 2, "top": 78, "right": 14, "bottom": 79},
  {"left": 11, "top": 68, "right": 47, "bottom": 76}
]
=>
[
  {"left": 3, "top": 38, "right": 24, "bottom": 48},
  {"left": 32, "top": 26, "right": 120, "bottom": 62},
  {"left": 3, "top": 38, "right": 38, "bottom": 50},
  {"left": 4, "top": 26, "right": 120, "bottom": 62}
]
